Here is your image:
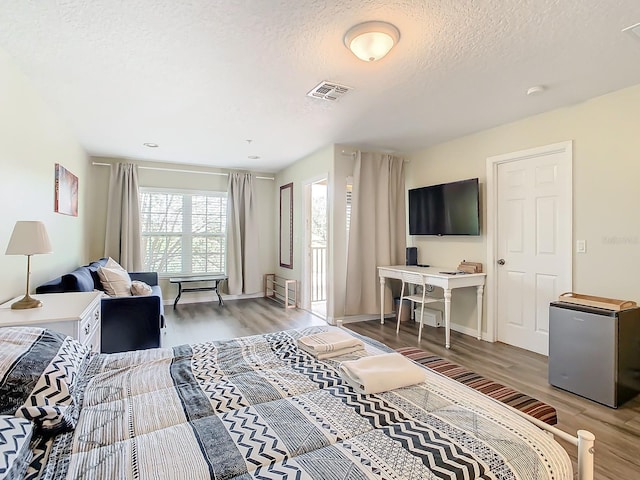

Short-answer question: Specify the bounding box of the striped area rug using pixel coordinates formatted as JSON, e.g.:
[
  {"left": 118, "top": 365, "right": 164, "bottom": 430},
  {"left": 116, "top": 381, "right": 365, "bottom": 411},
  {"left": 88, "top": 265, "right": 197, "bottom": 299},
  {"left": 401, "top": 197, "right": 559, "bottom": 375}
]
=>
[{"left": 396, "top": 347, "right": 558, "bottom": 425}]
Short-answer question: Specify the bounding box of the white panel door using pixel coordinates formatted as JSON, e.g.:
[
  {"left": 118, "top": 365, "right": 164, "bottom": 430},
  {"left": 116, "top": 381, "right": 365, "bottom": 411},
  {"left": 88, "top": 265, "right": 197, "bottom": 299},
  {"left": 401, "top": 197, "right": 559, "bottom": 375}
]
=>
[{"left": 496, "top": 149, "right": 571, "bottom": 355}]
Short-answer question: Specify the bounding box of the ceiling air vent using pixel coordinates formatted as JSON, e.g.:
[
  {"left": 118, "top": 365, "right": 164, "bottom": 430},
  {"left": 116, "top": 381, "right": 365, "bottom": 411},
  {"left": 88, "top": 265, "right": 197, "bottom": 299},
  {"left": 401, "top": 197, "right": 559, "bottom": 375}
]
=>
[{"left": 307, "top": 81, "right": 352, "bottom": 101}]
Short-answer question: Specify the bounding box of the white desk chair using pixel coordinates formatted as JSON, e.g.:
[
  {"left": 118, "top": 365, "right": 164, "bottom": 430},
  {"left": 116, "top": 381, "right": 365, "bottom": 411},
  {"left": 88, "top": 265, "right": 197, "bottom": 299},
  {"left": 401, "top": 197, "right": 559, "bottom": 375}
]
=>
[{"left": 397, "top": 271, "right": 443, "bottom": 341}]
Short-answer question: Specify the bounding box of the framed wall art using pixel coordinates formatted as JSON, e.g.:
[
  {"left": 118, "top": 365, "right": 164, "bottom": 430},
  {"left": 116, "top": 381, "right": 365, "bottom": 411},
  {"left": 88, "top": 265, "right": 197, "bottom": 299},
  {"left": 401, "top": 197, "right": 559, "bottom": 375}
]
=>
[{"left": 54, "top": 163, "right": 79, "bottom": 216}]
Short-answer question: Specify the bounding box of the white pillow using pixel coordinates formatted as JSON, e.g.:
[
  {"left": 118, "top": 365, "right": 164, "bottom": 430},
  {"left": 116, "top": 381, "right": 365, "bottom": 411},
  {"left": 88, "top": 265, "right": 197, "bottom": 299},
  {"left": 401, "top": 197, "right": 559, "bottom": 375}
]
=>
[
  {"left": 104, "top": 257, "right": 127, "bottom": 272},
  {"left": 97, "top": 266, "right": 132, "bottom": 297},
  {"left": 131, "top": 280, "right": 152, "bottom": 296}
]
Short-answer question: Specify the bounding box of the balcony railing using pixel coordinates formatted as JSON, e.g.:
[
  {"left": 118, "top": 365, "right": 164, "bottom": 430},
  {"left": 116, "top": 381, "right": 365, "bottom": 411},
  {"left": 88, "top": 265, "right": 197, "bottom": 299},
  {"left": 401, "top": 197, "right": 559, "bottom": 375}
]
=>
[{"left": 311, "top": 245, "right": 327, "bottom": 302}]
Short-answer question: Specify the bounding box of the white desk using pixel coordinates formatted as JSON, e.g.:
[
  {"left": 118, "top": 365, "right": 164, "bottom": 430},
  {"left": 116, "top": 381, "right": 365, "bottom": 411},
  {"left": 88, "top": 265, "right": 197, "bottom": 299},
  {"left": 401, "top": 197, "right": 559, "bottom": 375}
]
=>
[{"left": 378, "top": 265, "right": 486, "bottom": 349}]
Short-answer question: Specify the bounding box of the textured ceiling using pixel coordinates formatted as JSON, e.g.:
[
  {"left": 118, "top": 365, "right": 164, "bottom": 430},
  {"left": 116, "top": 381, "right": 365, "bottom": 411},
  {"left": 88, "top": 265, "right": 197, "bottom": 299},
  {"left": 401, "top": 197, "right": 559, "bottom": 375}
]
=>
[{"left": 1, "top": 1, "right": 640, "bottom": 172}]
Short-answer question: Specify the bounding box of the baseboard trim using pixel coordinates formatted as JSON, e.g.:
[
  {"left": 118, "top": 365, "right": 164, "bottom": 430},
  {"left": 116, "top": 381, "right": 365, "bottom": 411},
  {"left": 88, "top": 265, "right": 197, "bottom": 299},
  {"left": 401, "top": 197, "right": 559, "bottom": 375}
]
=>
[{"left": 449, "top": 323, "right": 489, "bottom": 341}]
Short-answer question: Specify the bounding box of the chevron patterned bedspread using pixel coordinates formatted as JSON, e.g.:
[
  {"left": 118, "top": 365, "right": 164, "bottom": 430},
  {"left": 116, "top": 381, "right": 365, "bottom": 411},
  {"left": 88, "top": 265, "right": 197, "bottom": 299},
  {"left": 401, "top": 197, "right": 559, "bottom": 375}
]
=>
[{"left": 34, "top": 326, "right": 573, "bottom": 479}]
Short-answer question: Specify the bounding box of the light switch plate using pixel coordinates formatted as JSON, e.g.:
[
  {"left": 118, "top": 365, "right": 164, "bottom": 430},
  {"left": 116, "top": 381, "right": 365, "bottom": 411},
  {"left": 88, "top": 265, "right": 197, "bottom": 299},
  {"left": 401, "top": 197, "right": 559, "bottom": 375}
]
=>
[{"left": 576, "top": 240, "right": 586, "bottom": 253}]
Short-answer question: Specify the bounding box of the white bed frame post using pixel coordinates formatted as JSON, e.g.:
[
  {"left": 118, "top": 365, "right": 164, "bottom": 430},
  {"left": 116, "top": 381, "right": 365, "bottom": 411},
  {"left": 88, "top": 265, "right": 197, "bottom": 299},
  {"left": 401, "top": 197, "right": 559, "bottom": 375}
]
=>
[
  {"left": 507, "top": 405, "right": 595, "bottom": 480},
  {"left": 577, "top": 430, "right": 595, "bottom": 480}
]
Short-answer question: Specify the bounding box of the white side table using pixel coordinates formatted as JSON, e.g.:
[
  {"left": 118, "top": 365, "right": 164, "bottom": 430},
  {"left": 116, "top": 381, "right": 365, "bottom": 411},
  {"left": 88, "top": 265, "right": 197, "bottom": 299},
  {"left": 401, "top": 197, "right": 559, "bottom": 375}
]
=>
[{"left": 0, "top": 291, "right": 102, "bottom": 353}]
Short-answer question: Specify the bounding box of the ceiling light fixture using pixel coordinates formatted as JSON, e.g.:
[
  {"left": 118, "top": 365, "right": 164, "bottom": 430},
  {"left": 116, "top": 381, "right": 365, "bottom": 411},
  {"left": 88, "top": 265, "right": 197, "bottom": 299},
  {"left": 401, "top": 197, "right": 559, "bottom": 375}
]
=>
[
  {"left": 526, "top": 85, "right": 546, "bottom": 96},
  {"left": 248, "top": 155, "right": 260, "bottom": 160},
  {"left": 344, "top": 21, "right": 400, "bottom": 62},
  {"left": 143, "top": 142, "right": 158, "bottom": 148},
  {"left": 622, "top": 22, "right": 640, "bottom": 40}
]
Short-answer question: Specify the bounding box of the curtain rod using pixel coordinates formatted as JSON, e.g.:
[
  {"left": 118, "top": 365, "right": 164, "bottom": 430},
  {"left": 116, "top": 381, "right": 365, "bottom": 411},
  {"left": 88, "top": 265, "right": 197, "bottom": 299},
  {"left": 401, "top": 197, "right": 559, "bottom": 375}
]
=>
[
  {"left": 339, "top": 151, "right": 410, "bottom": 163},
  {"left": 91, "top": 162, "right": 275, "bottom": 180}
]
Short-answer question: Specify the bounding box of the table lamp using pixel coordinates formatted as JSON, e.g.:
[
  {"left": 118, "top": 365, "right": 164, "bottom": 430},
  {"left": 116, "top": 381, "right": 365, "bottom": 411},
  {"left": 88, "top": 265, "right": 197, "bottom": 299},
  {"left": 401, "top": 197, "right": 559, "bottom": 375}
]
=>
[{"left": 5, "top": 221, "right": 53, "bottom": 309}]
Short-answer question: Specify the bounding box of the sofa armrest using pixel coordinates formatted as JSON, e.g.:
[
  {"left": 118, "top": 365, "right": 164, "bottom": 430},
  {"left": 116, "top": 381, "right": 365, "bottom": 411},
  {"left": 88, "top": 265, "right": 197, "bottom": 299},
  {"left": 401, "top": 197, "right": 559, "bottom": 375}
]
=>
[
  {"left": 36, "top": 277, "right": 65, "bottom": 294},
  {"left": 129, "top": 272, "right": 158, "bottom": 286},
  {"left": 101, "top": 295, "right": 161, "bottom": 353}
]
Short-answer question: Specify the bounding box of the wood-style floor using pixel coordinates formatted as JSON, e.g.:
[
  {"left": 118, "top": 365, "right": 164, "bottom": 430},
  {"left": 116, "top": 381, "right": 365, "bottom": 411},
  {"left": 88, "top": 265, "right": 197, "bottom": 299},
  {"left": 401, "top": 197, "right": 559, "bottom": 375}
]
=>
[{"left": 164, "top": 298, "right": 640, "bottom": 479}]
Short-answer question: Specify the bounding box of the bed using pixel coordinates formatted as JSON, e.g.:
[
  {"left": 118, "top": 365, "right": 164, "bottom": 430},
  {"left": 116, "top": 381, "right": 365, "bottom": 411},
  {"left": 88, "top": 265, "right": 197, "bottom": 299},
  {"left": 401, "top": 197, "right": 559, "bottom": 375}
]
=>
[{"left": 0, "top": 325, "right": 594, "bottom": 480}]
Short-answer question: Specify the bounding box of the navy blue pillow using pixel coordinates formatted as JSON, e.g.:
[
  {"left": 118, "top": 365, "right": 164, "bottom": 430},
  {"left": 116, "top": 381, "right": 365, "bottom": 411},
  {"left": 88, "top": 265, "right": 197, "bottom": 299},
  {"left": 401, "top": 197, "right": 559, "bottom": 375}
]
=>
[
  {"left": 87, "top": 258, "right": 108, "bottom": 290},
  {"left": 61, "top": 267, "right": 94, "bottom": 292}
]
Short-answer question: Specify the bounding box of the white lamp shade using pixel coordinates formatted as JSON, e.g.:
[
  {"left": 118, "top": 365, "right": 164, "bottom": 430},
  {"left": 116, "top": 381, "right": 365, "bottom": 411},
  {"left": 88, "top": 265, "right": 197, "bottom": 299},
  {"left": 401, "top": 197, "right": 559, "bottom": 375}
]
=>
[
  {"left": 344, "top": 21, "right": 400, "bottom": 62},
  {"left": 5, "top": 221, "right": 53, "bottom": 255}
]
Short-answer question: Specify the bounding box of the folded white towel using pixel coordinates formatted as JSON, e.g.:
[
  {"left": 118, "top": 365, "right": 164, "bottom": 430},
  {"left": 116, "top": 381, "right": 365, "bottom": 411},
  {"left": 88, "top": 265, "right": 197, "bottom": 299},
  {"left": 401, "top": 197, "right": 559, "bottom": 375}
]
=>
[
  {"left": 298, "top": 330, "right": 363, "bottom": 353},
  {"left": 299, "top": 343, "right": 364, "bottom": 359},
  {"left": 339, "top": 353, "right": 427, "bottom": 394}
]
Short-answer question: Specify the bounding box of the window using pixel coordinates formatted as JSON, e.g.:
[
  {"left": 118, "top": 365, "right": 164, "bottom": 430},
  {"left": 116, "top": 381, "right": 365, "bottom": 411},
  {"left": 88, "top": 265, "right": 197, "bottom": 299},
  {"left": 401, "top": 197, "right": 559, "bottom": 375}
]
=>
[{"left": 140, "top": 189, "right": 227, "bottom": 275}]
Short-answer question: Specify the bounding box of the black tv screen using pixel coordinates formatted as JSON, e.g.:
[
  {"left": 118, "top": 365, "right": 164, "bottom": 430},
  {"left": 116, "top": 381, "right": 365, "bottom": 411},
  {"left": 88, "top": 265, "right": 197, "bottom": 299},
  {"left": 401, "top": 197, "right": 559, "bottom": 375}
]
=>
[{"left": 409, "top": 178, "right": 480, "bottom": 235}]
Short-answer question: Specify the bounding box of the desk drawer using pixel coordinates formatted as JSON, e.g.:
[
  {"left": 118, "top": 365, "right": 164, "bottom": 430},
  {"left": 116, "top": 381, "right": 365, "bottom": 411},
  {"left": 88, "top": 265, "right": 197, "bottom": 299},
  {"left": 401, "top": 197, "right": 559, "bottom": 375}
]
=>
[
  {"left": 79, "top": 303, "right": 101, "bottom": 345},
  {"left": 83, "top": 325, "right": 101, "bottom": 354}
]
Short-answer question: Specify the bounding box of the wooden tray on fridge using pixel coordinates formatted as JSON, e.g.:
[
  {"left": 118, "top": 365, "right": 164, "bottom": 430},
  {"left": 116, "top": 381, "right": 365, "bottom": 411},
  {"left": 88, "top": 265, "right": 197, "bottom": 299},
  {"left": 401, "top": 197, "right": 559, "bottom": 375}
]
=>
[{"left": 558, "top": 292, "right": 637, "bottom": 311}]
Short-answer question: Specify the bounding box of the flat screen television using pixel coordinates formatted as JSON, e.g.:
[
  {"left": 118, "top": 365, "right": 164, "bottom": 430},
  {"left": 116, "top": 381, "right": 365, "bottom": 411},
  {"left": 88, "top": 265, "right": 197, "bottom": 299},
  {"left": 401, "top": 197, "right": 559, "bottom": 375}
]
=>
[{"left": 408, "top": 178, "right": 480, "bottom": 236}]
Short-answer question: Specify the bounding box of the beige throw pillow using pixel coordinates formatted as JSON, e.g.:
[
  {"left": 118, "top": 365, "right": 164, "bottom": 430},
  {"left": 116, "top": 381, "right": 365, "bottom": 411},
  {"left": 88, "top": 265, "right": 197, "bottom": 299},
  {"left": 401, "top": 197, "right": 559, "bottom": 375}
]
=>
[
  {"left": 131, "top": 280, "right": 152, "bottom": 296},
  {"left": 104, "top": 257, "right": 127, "bottom": 272},
  {"left": 98, "top": 265, "right": 132, "bottom": 297}
]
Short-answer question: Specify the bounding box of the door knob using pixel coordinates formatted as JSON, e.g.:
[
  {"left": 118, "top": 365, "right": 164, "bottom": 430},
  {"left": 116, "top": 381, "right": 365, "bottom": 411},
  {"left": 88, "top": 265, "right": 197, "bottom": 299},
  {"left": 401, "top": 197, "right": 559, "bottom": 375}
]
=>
[{"left": 497, "top": 259, "right": 506, "bottom": 265}]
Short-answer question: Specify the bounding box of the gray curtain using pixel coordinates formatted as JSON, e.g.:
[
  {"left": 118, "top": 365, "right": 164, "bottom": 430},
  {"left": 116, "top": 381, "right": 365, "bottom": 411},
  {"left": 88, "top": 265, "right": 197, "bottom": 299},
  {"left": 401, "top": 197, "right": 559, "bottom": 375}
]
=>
[
  {"left": 226, "top": 173, "right": 261, "bottom": 294},
  {"left": 104, "top": 163, "right": 143, "bottom": 271},
  {"left": 345, "top": 152, "right": 406, "bottom": 315}
]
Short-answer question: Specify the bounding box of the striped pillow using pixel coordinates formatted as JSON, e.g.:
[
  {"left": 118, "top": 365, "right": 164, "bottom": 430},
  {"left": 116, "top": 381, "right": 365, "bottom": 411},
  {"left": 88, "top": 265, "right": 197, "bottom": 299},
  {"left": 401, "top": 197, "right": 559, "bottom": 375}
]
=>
[{"left": 0, "top": 327, "right": 90, "bottom": 434}]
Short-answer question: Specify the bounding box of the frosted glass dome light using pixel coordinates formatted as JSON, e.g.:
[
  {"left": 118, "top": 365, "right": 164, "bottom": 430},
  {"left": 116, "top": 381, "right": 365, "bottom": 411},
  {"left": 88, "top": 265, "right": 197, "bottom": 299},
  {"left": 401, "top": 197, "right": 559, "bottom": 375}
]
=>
[{"left": 344, "top": 21, "right": 400, "bottom": 62}]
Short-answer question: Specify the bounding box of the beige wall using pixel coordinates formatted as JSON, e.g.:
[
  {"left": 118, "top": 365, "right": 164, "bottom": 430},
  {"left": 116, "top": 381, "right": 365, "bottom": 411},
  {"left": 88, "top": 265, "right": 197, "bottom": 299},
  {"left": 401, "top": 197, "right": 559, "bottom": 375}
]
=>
[
  {"left": 87, "top": 157, "right": 276, "bottom": 301},
  {"left": 0, "top": 50, "right": 89, "bottom": 304},
  {"left": 274, "top": 144, "right": 359, "bottom": 323},
  {"left": 407, "top": 83, "right": 640, "bottom": 330},
  {"left": 274, "top": 145, "right": 333, "bottom": 310}
]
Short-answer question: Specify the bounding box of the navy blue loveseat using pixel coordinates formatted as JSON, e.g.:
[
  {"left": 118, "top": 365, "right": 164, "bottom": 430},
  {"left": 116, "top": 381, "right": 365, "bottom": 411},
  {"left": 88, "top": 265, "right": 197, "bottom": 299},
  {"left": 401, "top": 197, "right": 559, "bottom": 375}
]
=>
[{"left": 36, "top": 258, "right": 164, "bottom": 353}]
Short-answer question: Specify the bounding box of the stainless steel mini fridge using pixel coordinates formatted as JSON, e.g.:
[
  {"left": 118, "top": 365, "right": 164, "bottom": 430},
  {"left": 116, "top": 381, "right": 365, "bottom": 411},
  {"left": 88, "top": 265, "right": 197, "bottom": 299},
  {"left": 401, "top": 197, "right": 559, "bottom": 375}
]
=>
[{"left": 548, "top": 302, "right": 640, "bottom": 408}]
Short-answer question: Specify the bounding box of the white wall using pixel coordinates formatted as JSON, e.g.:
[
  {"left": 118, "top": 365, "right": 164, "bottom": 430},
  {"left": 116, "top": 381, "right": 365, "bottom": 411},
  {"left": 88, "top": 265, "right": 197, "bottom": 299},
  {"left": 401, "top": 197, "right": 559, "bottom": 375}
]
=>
[
  {"left": 273, "top": 144, "right": 360, "bottom": 324},
  {"left": 273, "top": 146, "right": 333, "bottom": 317},
  {"left": 274, "top": 145, "right": 333, "bottom": 281},
  {"left": 407, "top": 83, "right": 640, "bottom": 331},
  {"left": 87, "top": 157, "right": 276, "bottom": 301},
  {"left": 0, "top": 49, "right": 89, "bottom": 303}
]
